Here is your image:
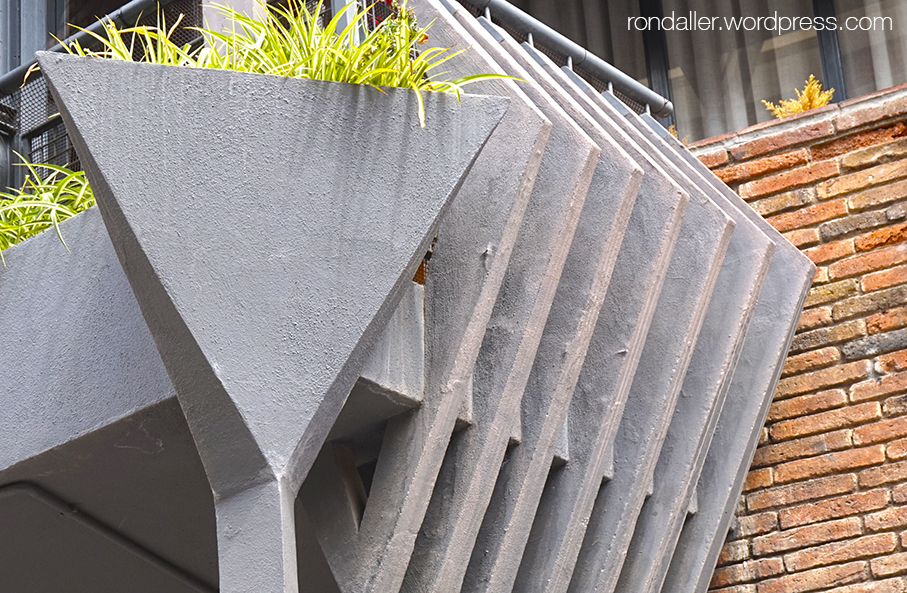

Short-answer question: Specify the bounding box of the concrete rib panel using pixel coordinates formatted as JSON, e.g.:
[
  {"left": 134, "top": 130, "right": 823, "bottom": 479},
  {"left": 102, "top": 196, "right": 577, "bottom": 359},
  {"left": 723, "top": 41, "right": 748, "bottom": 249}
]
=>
[
  {"left": 559, "top": 95, "right": 735, "bottom": 593},
  {"left": 505, "top": 52, "right": 772, "bottom": 593},
  {"left": 398, "top": 3, "right": 638, "bottom": 593},
  {"left": 559, "top": 91, "right": 775, "bottom": 593},
  {"left": 464, "top": 30, "right": 698, "bottom": 593},
  {"left": 438, "top": 20, "right": 651, "bottom": 593},
  {"left": 438, "top": 30, "right": 692, "bottom": 593},
  {"left": 545, "top": 68, "right": 782, "bottom": 593},
  {"left": 642, "top": 117, "right": 814, "bottom": 593}
]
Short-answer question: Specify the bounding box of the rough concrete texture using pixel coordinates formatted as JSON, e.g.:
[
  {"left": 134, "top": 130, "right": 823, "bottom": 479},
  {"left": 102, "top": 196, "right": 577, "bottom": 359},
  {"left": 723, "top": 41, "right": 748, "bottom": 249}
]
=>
[
  {"left": 547, "top": 69, "right": 782, "bottom": 593},
  {"left": 501, "top": 75, "right": 689, "bottom": 593},
  {"left": 432, "top": 17, "right": 646, "bottom": 593},
  {"left": 0, "top": 207, "right": 174, "bottom": 474},
  {"left": 0, "top": 13, "right": 815, "bottom": 593},
  {"left": 568, "top": 90, "right": 774, "bottom": 593},
  {"left": 398, "top": 4, "right": 637, "bottom": 593},
  {"left": 642, "top": 116, "right": 815, "bottom": 593},
  {"left": 487, "top": 50, "right": 734, "bottom": 593},
  {"left": 38, "top": 52, "right": 507, "bottom": 593},
  {"left": 292, "top": 5, "right": 553, "bottom": 592},
  {"left": 463, "top": 26, "right": 692, "bottom": 593},
  {"left": 509, "top": 53, "right": 772, "bottom": 593}
]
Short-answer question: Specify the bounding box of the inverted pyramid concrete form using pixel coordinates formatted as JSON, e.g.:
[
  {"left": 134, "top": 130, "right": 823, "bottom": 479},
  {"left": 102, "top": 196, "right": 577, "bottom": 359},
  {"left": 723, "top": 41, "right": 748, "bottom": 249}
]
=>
[
  {"left": 37, "top": 51, "right": 507, "bottom": 593},
  {"left": 0, "top": 15, "right": 811, "bottom": 593}
]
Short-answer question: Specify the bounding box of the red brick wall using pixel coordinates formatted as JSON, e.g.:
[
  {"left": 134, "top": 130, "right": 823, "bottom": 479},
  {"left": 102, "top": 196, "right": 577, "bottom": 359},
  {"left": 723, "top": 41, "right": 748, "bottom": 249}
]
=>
[{"left": 693, "top": 83, "right": 907, "bottom": 593}]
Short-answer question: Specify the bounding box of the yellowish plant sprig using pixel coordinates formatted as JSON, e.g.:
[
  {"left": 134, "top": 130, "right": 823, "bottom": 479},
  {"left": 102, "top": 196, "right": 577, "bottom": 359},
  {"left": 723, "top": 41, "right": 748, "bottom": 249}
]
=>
[
  {"left": 762, "top": 74, "right": 834, "bottom": 119},
  {"left": 667, "top": 124, "right": 689, "bottom": 146}
]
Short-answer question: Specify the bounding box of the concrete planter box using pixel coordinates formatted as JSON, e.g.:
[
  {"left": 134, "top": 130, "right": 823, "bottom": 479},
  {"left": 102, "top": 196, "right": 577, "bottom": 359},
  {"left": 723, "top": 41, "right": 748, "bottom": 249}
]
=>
[{"left": 0, "top": 53, "right": 508, "bottom": 593}]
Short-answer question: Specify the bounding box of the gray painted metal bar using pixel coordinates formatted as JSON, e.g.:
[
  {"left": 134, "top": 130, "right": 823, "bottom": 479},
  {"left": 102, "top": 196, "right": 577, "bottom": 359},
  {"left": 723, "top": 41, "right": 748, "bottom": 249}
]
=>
[
  {"left": 462, "top": 0, "right": 673, "bottom": 117},
  {"left": 0, "top": 0, "right": 174, "bottom": 96}
]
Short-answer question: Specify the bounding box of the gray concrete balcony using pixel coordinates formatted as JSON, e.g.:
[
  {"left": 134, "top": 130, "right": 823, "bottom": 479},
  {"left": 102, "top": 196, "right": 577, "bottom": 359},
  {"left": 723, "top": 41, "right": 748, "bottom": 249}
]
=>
[{"left": 0, "top": 2, "right": 813, "bottom": 592}]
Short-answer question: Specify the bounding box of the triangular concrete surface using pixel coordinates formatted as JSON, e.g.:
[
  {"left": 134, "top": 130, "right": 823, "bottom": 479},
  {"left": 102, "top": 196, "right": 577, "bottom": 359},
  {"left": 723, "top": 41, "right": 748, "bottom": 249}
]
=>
[{"left": 38, "top": 51, "right": 507, "bottom": 593}]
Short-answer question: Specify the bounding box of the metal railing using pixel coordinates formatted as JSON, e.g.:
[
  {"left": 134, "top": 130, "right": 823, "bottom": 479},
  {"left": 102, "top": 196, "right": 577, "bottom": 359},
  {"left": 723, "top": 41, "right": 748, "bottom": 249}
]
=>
[
  {"left": 0, "top": 0, "right": 182, "bottom": 96},
  {"left": 0, "top": 0, "right": 671, "bottom": 190},
  {"left": 0, "top": 0, "right": 201, "bottom": 189},
  {"left": 451, "top": 0, "right": 674, "bottom": 118}
]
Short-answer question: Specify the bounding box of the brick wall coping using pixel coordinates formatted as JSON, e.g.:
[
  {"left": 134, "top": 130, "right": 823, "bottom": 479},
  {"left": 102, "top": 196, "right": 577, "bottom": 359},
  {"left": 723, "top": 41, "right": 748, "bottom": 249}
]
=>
[{"left": 689, "top": 82, "right": 907, "bottom": 165}]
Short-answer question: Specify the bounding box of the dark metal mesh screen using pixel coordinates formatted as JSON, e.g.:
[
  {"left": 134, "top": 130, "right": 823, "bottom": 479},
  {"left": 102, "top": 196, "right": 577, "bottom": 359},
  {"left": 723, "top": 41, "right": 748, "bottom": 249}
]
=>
[
  {"left": 29, "top": 120, "right": 80, "bottom": 170},
  {"left": 0, "top": 0, "right": 203, "bottom": 184},
  {"left": 136, "top": 0, "right": 203, "bottom": 46},
  {"left": 365, "top": 1, "right": 394, "bottom": 29},
  {"left": 455, "top": 0, "right": 647, "bottom": 115}
]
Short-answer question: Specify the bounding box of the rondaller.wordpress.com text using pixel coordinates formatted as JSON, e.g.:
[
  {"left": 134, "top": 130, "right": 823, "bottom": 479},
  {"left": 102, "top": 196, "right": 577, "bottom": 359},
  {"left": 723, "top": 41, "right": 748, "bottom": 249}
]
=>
[{"left": 628, "top": 11, "right": 892, "bottom": 34}]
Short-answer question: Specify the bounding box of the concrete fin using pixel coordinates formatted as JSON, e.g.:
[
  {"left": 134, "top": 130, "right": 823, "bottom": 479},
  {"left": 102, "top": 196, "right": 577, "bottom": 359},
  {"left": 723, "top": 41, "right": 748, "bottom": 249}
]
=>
[
  {"left": 523, "top": 75, "right": 778, "bottom": 593},
  {"left": 497, "top": 46, "right": 689, "bottom": 593},
  {"left": 644, "top": 116, "right": 814, "bottom": 593},
  {"left": 38, "top": 52, "right": 508, "bottom": 593},
  {"left": 459, "top": 26, "right": 653, "bottom": 593},
  {"left": 565, "top": 121, "right": 734, "bottom": 593},
  {"left": 401, "top": 5, "right": 610, "bottom": 593},
  {"left": 602, "top": 97, "right": 773, "bottom": 593}
]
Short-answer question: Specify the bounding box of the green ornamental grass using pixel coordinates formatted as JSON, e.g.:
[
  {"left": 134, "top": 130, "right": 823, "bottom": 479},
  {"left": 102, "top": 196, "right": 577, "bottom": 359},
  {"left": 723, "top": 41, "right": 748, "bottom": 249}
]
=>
[
  {"left": 62, "top": 0, "right": 505, "bottom": 127},
  {"left": 0, "top": 159, "right": 93, "bottom": 263},
  {"left": 2, "top": 0, "right": 509, "bottom": 259}
]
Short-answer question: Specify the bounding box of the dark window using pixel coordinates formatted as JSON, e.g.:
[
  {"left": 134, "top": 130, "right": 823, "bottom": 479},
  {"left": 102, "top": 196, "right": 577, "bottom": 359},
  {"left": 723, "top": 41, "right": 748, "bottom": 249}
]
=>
[{"left": 835, "top": 0, "right": 907, "bottom": 99}]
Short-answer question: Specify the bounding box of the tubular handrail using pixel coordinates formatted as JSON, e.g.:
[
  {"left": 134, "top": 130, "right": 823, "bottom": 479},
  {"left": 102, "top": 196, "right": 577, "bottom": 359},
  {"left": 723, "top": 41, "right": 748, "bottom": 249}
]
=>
[
  {"left": 463, "top": 0, "right": 673, "bottom": 117},
  {"left": 0, "top": 0, "right": 175, "bottom": 97}
]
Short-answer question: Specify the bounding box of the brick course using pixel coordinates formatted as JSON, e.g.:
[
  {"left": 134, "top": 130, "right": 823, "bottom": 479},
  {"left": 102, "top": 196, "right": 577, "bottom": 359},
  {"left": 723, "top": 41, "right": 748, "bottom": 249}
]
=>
[{"left": 698, "top": 87, "right": 907, "bottom": 593}]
